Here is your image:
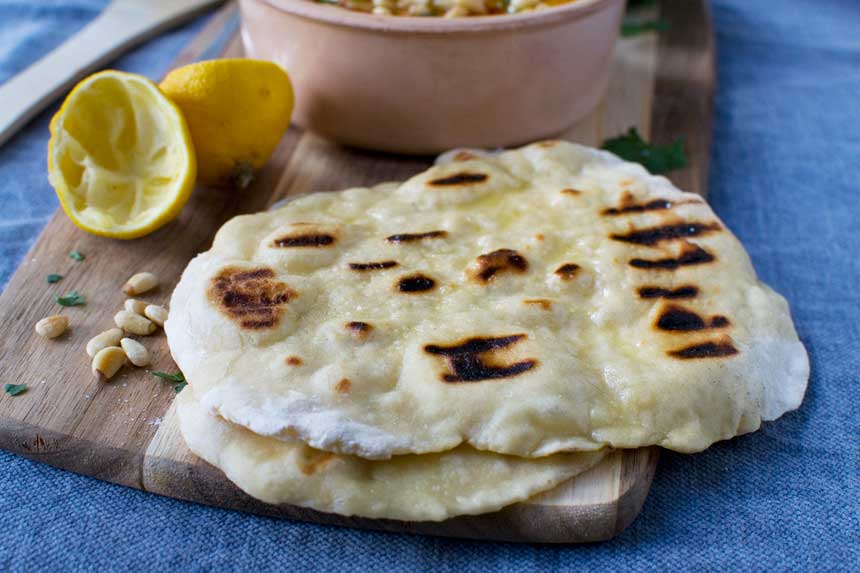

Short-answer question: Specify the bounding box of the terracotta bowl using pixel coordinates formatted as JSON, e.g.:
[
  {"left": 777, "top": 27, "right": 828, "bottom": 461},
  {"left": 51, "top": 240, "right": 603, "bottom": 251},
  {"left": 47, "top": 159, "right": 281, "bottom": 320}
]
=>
[{"left": 239, "top": 0, "right": 624, "bottom": 154}]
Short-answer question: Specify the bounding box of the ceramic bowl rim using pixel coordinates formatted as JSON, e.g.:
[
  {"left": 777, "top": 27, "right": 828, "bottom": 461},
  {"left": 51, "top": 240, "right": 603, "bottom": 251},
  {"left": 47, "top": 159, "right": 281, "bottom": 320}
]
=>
[{"left": 253, "top": 0, "right": 619, "bottom": 33}]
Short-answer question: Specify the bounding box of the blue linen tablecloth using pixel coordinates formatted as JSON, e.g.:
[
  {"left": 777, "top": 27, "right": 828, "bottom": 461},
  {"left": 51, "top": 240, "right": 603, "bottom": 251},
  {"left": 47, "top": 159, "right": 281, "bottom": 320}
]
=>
[{"left": 1, "top": 0, "right": 858, "bottom": 570}]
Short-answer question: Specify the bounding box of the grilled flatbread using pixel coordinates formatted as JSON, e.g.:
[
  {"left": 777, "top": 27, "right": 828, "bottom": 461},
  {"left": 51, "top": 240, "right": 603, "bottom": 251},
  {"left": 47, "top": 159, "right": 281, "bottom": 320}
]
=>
[
  {"left": 176, "top": 389, "right": 605, "bottom": 521},
  {"left": 165, "top": 141, "right": 809, "bottom": 459}
]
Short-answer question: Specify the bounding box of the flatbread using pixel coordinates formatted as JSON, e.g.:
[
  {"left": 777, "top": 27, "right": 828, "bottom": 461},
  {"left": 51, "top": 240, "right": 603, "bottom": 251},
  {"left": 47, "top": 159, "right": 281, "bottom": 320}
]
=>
[
  {"left": 165, "top": 141, "right": 809, "bottom": 459},
  {"left": 176, "top": 389, "right": 605, "bottom": 521}
]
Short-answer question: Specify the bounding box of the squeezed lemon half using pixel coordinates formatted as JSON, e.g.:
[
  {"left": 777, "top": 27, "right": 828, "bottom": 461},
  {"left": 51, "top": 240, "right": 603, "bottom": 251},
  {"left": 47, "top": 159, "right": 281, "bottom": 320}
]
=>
[{"left": 48, "top": 70, "right": 196, "bottom": 239}]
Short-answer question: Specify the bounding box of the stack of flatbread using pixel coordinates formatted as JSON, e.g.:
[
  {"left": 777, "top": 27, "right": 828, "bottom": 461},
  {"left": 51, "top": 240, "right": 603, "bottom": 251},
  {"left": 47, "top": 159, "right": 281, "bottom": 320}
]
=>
[{"left": 165, "top": 141, "right": 809, "bottom": 522}]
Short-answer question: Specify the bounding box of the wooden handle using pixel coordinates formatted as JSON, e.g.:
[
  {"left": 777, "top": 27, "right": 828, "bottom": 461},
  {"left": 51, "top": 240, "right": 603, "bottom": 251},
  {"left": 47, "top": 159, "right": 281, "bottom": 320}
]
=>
[{"left": 0, "top": 0, "right": 222, "bottom": 148}]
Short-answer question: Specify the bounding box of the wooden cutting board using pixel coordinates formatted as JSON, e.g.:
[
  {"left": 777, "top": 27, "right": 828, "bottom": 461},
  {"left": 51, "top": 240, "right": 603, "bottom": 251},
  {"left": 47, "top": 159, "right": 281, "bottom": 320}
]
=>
[{"left": 0, "top": 0, "right": 713, "bottom": 543}]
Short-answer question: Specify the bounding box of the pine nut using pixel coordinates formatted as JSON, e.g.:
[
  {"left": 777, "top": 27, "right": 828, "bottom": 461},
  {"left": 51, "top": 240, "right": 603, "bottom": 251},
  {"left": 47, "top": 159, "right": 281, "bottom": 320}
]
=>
[
  {"left": 35, "top": 315, "right": 68, "bottom": 339},
  {"left": 92, "top": 346, "right": 126, "bottom": 381},
  {"left": 86, "top": 328, "right": 123, "bottom": 357},
  {"left": 122, "top": 272, "right": 158, "bottom": 296},
  {"left": 124, "top": 299, "right": 148, "bottom": 315},
  {"left": 144, "top": 304, "right": 168, "bottom": 327},
  {"left": 114, "top": 310, "right": 156, "bottom": 336},
  {"left": 120, "top": 338, "right": 151, "bottom": 367}
]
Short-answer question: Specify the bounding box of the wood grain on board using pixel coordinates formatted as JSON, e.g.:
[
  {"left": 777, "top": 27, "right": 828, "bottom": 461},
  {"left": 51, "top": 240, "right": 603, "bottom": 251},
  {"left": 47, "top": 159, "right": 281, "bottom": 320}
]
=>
[{"left": 0, "top": 0, "right": 713, "bottom": 543}]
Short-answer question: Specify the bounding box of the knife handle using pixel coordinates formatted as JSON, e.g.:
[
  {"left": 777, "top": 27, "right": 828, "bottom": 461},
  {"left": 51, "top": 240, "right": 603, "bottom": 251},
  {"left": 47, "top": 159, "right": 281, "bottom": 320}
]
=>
[{"left": 0, "top": 0, "right": 220, "bottom": 148}]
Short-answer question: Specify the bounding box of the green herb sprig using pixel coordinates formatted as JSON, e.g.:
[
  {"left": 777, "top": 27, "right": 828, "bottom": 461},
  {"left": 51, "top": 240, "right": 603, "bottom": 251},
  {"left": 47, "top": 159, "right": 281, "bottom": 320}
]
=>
[
  {"left": 69, "top": 250, "right": 85, "bottom": 262},
  {"left": 151, "top": 371, "right": 184, "bottom": 382},
  {"left": 601, "top": 127, "right": 688, "bottom": 174},
  {"left": 55, "top": 290, "right": 85, "bottom": 307},
  {"left": 4, "top": 384, "right": 28, "bottom": 396},
  {"left": 621, "top": 19, "right": 669, "bottom": 37},
  {"left": 47, "top": 274, "right": 63, "bottom": 284},
  {"left": 151, "top": 371, "right": 187, "bottom": 393}
]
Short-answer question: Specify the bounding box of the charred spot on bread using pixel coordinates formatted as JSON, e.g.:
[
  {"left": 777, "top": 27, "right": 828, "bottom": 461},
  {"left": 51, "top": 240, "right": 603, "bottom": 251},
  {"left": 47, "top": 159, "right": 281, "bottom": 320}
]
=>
[
  {"left": 348, "top": 261, "right": 399, "bottom": 271},
  {"left": 386, "top": 230, "right": 448, "bottom": 243},
  {"left": 638, "top": 285, "right": 699, "bottom": 299},
  {"left": 428, "top": 172, "right": 488, "bottom": 187},
  {"left": 468, "top": 249, "right": 529, "bottom": 283},
  {"left": 452, "top": 151, "right": 478, "bottom": 161},
  {"left": 424, "top": 334, "right": 537, "bottom": 383},
  {"left": 655, "top": 305, "right": 731, "bottom": 332},
  {"left": 272, "top": 232, "right": 336, "bottom": 248},
  {"left": 561, "top": 188, "right": 582, "bottom": 196},
  {"left": 396, "top": 274, "right": 437, "bottom": 293},
  {"left": 523, "top": 299, "right": 553, "bottom": 310},
  {"left": 709, "top": 315, "right": 731, "bottom": 328},
  {"left": 611, "top": 222, "right": 722, "bottom": 247},
  {"left": 208, "top": 267, "right": 296, "bottom": 329},
  {"left": 602, "top": 196, "right": 701, "bottom": 216},
  {"left": 603, "top": 198, "right": 672, "bottom": 216},
  {"left": 554, "top": 263, "right": 581, "bottom": 280},
  {"left": 335, "top": 378, "right": 352, "bottom": 394},
  {"left": 630, "top": 243, "right": 715, "bottom": 270},
  {"left": 286, "top": 355, "right": 303, "bottom": 366},
  {"left": 346, "top": 321, "right": 373, "bottom": 339},
  {"left": 668, "top": 339, "right": 739, "bottom": 359}
]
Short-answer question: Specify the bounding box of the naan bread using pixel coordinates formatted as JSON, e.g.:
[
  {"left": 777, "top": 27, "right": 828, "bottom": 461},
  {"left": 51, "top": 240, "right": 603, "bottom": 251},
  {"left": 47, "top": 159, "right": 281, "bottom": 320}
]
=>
[
  {"left": 165, "top": 141, "right": 809, "bottom": 459},
  {"left": 176, "top": 389, "right": 605, "bottom": 521}
]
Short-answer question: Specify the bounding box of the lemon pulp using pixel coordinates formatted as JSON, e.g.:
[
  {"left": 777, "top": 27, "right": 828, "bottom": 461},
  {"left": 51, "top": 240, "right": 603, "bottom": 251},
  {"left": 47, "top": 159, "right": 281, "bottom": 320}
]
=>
[{"left": 48, "top": 70, "right": 196, "bottom": 239}]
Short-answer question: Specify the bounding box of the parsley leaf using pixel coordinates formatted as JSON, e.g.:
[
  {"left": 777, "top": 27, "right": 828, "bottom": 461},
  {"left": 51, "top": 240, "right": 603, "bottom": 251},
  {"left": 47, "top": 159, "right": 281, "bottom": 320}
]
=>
[
  {"left": 69, "top": 250, "right": 85, "bottom": 262},
  {"left": 4, "top": 383, "right": 28, "bottom": 396},
  {"left": 601, "top": 127, "right": 688, "bottom": 174},
  {"left": 152, "top": 371, "right": 187, "bottom": 393},
  {"left": 621, "top": 19, "right": 669, "bottom": 37},
  {"left": 151, "top": 371, "right": 185, "bottom": 383},
  {"left": 47, "top": 274, "right": 63, "bottom": 284},
  {"left": 55, "top": 290, "right": 85, "bottom": 307}
]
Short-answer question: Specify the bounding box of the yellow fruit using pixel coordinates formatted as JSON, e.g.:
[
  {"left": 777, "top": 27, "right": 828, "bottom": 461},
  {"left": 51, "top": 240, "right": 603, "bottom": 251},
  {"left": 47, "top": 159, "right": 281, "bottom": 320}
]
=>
[
  {"left": 47, "top": 70, "right": 196, "bottom": 239},
  {"left": 159, "top": 59, "right": 294, "bottom": 189}
]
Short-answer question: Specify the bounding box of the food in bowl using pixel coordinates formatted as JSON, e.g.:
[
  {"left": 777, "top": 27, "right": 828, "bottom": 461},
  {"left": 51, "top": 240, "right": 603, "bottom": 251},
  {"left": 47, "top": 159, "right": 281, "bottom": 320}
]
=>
[{"left": 313, "top": 0, "right": 578, "bottom": 17}]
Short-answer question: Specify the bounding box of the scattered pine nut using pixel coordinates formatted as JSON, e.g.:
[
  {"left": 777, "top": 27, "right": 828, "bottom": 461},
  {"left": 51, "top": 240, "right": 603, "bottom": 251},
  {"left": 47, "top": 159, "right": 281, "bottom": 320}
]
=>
[
  {"left": 144, "top": 304, "right": 168, "bottom": 327},
  {"left": 86, "top": 328, "right": 123, "bottom": 357},
  {"left": 114, "top": 310, "right": 156, "bottom": 336},
  {"left": 122, "top": 272, "right": 158, "bottom": 296},
  {"left": 92, "top": 346, "right": 126, "bottom": 381},
  {"left": 124, "top": 299, "right": 148, "bottom": 315},
  {"left": 120, "top": 338, "right": 151, "bottom": 367},
  {"left": 35, "top": 315, "right": 68, "bottom": 339}
]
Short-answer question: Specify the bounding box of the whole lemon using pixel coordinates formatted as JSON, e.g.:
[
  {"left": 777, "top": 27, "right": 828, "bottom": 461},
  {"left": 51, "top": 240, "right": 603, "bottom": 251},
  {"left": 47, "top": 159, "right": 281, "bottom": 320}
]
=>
[{"left": 160, "top": 59, "right": 293, "bottom": 189}]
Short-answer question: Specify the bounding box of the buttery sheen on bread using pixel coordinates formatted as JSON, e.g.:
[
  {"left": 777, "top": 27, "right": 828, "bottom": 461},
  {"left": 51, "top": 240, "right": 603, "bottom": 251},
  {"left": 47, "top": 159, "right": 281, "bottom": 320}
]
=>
[{"left": 166, "top": 141, "right": 809, "bottom": 461}]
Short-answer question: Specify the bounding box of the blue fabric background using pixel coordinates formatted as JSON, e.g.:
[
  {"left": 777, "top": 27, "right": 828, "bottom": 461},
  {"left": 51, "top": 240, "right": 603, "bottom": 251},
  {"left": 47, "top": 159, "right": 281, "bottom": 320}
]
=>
[{"left": 1, "top": 0, "right": 858, "bottom": 570}]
